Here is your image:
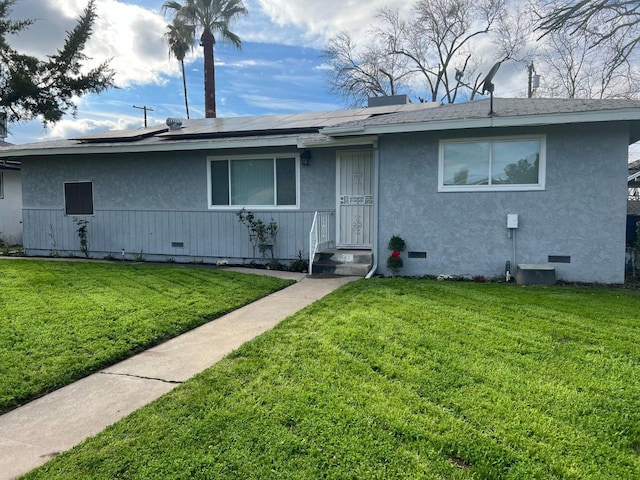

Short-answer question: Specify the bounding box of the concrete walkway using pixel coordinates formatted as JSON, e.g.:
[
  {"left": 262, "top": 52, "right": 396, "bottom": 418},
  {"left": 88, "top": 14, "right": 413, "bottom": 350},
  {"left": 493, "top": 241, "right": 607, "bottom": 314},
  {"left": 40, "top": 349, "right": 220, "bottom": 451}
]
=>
[{"left": 0, "top": 268, "right": 358, "bottom": 480}]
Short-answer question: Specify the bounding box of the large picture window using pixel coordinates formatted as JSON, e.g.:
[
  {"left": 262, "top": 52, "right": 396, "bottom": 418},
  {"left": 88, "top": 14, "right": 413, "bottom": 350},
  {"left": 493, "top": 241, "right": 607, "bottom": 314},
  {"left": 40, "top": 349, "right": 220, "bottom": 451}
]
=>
[
  {"left": 439, "top": 136, "right": 545, "bottom": 192},
  {"left": 209, "top": 155, "right": 299, "bottom": 208},
  {"left": 64, "top": 181, "right": 94, "bottom": 215}
]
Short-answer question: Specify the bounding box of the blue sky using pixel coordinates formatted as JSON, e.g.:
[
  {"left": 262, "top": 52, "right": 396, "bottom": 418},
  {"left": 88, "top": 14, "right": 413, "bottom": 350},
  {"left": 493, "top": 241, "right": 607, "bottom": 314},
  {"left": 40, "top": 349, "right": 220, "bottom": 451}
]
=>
[
  {"left": 7, "top": 0, "right": 639, "bottom": 161},
  {"left": 4, "top": 0, "right": 533, "bottom": 145},
  {"left": 6, "top": 0, "right": 404, "bottom": 144}
]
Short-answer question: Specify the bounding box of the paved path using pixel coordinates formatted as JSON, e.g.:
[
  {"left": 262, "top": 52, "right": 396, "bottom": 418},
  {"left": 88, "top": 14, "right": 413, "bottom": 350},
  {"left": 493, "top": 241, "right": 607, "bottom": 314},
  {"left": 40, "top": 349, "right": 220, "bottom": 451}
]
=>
[{"left": 0, "top": 268, "right": 358, "bottom": 479}]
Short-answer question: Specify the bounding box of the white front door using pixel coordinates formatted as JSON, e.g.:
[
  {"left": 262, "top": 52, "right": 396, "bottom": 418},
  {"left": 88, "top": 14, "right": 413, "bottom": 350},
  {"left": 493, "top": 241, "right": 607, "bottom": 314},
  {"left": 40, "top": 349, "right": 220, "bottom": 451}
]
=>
[{"left": 337, "top": 150, "right": 374, "bottom": 248}]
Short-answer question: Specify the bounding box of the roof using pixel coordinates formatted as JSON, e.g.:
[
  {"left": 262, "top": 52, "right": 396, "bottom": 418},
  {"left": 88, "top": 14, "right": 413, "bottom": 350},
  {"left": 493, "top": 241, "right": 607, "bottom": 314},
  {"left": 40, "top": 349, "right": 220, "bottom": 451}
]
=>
[
  {"left": 1, "top": 97, "right": 640, "bottom": 159},
  {"left": 0, "top": 102, "right": 435, "bottom": 158},
  {"left": 320, "top": 98, "right": 640, "bottom": 143}
]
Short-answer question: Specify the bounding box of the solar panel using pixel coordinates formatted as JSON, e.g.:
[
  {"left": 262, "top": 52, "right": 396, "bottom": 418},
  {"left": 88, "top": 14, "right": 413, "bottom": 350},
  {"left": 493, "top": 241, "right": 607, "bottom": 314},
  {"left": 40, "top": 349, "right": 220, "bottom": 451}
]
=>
[
  {"left": 75, "top": 125, "right": 168, "bottom": 142},
  {"left": 77, "top": 103, "right": 440, "bottom": 142},
  {"left": 157, "top": 105, "right": 431, "bottom": 139}
]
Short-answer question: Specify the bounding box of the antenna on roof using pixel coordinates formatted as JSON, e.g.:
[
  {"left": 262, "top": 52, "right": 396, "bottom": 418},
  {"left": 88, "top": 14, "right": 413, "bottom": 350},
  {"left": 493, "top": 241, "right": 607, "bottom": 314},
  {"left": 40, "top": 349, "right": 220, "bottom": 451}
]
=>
[
  {"left": 133, "top": 105, "right": 154, "bottom": 128},
  {"left": 480, "top": 61, "right": 501, "bottom": 116}
]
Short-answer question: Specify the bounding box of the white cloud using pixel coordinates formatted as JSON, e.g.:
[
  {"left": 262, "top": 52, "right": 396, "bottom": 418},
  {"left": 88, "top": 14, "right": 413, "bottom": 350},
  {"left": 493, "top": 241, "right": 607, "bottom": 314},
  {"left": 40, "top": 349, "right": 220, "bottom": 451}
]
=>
[
  {"left": 217, "top": 59, "right": 262, "bottom": 68},
  {"left": 256, "top": 0, "right": 409, "bottom": 39},
  {"left": 1, "top": 0, "right": 547, "bottom": 146},
  {"left": 7, "top": 0, "right": 411, "bottom": 95},
  {"left": 8, "top": 0, "right": 178, "bottom": 88},
  {"left": 36, "top": 116, "right": 142, "bottom": 141},
  {"left": 239, "top": 93, "right": 337, "bottom": 113},
  {"left": 88, "top": 1, "right": 176, "bottom": 87},
  {"left": 242, "top": 0, "right": 414, "bottom": 47}
]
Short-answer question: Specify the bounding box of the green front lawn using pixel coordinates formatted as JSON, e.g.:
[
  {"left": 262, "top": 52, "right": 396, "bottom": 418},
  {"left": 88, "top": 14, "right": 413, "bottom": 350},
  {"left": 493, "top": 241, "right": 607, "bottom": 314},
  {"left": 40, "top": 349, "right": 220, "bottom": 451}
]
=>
[
  {"left": 23, "top": 279, "right": 640, "bottom": 479},
  {"left": 0, "top": 260, "right": 293, "bottom": 413}
]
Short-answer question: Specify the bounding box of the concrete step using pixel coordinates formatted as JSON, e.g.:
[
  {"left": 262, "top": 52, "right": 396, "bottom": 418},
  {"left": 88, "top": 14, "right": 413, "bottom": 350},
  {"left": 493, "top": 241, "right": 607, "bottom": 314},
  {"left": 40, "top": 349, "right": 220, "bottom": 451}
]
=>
[
  {"left": 312, "top": 249, "right": 373, "bottom": 276},
  {"left": 516, "top": 263, "right": 556, "bottom": 285}
]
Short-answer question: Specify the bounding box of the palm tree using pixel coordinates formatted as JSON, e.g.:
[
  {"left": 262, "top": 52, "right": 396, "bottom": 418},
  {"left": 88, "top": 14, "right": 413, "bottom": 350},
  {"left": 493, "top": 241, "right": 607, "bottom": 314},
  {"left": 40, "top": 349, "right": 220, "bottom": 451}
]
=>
[
  {"left": 164, "top": 18, "right": 194, "bottom": 119},
  {"left": 162, "top": 0, "right": 248, "bottom": 118}
]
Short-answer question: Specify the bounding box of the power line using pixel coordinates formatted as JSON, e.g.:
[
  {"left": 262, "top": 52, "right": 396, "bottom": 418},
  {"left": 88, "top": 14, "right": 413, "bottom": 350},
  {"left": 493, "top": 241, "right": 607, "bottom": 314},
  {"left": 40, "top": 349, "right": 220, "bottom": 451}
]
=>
[{"left": 133, "top": 105, "right": 154, "bottom": 127}]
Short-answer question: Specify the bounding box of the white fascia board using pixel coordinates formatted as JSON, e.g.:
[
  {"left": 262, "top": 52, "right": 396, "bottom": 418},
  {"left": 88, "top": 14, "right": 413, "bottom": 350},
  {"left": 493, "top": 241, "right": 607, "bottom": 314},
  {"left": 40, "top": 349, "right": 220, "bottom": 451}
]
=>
[
  {"left": 296, "top": 135, "right": 379, "bottom": 149},
  {"left": 0, "top": 136, "right": 301, "bottom": 158},
  {"left": 629, "top": 170, "right": 640, "bottom": 182},
  {"left": 323, "top": 108, "right": 640, "bottom": 137},
  {"left": 319, "top": 125, "right": 366, "bottom": 135}
]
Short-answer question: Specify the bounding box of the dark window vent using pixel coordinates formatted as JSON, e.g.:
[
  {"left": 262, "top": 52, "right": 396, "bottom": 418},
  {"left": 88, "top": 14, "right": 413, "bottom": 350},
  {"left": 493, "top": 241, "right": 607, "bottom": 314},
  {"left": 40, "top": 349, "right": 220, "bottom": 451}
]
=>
[
  {"left": 171, "top": 241, "right": 184, "bottom": 248},
  {"left": 548, "top": 255, "right": 570, "bottom": 263},
  {"left": 64, "top": 181, "right": 93, "bottom": 215},
  {"left": 408, "top": 251, "right": 427, "bottom": 259}
]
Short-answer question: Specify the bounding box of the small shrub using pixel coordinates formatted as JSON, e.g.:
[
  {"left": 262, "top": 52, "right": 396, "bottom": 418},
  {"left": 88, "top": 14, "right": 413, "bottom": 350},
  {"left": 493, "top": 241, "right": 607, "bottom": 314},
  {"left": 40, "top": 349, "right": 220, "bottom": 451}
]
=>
[
  {"left": 386, "top": 254, "right": 403, "bottom": 276},
  {"left": 133, "top": 250, "right": 147, "bottom": 262},
  {"left": 290, "top": 249, "right": 309, "bottom": 272},
  {"left": 387, "top": 235, "right": 406, "bottom": 276},
  {"left": 388, "top": 235, "right": 407, "bottom": 252},
  {"left": 73, "top": 218, "right": 90, "bottom": 258},
  {"left": 267, "top": 260, "right": 282, "bottom": 270},
  {"left": 237, "top": 209, "right": 278, "bottom": 262}
]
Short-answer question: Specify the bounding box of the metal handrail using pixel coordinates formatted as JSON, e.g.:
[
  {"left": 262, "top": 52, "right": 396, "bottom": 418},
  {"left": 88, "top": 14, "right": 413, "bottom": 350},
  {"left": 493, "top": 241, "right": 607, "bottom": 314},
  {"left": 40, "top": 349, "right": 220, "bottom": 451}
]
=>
[{"left": 309, "top": 211, "right": 332, "bottom": 274}]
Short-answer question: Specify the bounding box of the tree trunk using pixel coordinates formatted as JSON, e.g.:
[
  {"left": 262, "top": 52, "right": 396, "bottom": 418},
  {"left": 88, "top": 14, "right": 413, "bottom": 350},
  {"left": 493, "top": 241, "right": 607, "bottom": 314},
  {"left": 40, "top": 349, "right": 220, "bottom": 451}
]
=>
[
  {"left": 180, "top": 59, "right": 190, "bottom": 119},
  {"left": 201, "top": 29, "right": 216, "bottom": 118}
]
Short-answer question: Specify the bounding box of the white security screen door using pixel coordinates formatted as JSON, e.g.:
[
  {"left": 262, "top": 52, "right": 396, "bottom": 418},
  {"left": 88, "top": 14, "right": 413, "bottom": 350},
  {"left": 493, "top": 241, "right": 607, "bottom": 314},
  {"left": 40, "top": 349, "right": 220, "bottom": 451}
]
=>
[{"left": 337, "top": 150, "right": 373, "bottom": 248}]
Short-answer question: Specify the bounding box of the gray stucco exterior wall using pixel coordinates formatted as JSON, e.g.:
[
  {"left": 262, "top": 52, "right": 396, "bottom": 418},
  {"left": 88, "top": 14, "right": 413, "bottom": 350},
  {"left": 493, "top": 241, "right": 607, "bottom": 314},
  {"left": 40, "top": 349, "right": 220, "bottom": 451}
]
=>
[
  {"left": 0, "top": 169, "right": 22, "bottom": 244},
  {"left": 18, "top": 120, "right": 630, "bottom": 283},
  {"left": 376, "top": 123, "right": 629, "bottom": 283},
  {"left": 21, "top": 146, "right": 337, "bottom": 263}
]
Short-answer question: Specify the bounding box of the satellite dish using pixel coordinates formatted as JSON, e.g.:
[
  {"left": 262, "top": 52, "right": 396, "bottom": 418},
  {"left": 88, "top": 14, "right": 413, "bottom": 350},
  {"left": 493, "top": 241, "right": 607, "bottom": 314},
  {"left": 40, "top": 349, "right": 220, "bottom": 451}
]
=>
[
  {"left": 480, "top": 61, "right": 502, "bottom": 116},
  {"left": 481, "top": 61, "right": 501, "bottom": 94}
]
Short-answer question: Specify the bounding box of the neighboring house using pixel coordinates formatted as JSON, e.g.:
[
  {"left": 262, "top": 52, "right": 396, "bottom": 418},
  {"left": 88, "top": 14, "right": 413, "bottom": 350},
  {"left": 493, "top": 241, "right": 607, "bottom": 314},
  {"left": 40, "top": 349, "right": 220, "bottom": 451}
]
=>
[
  {"left": 0, "top": 141, "right": 22, "bottom": 245},
  {"left": 1, "top": 97, "right": 639, "bottom": 283},
  {"left": 629, "top": 159, "right": 640, "bottom": 214},
  {"left": 628, "top": 159, "right": 640, "bottom": 248}
]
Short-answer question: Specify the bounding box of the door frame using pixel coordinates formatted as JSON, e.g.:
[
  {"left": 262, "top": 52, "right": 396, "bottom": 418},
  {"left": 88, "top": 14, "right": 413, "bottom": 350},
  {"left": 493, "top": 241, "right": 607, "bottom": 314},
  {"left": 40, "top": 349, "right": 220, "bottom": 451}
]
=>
[{"left": 336, "top": 149, "right": 374, "bottom": 249}]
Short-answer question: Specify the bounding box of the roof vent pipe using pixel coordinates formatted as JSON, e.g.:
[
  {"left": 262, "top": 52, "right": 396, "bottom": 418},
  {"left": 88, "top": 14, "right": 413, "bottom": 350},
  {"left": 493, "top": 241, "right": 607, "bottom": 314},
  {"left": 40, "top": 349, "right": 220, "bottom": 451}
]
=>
[
  {"left": 166, "top": 117, "right": 183, "bottom": 131},
  {"left": 367, "top": 95, "right": 411, "bottom": 107}
]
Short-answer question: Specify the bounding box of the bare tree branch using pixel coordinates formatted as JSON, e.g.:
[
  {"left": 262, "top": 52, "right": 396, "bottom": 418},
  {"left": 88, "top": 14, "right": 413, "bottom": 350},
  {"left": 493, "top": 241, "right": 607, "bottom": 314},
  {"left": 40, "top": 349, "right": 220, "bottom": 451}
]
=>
[
  {"left": 323, "top": 0, "right": 512, "bottom": 106},
  {"left": 536, "top": 0, "right": 640, "bottom": 64}
]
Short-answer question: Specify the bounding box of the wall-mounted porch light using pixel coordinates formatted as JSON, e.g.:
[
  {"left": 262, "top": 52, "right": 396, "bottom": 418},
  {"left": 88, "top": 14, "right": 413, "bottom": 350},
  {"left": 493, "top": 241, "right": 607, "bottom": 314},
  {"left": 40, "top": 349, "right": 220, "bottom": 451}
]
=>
[{"left": 300, "top": 150, "right": 312, "bottom": 166}]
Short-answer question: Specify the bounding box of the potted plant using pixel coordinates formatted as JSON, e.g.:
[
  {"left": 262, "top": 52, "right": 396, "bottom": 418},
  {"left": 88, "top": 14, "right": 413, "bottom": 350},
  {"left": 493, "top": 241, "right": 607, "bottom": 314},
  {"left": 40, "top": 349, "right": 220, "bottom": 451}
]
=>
[{"left": 386, "top": 235, "right": 406, "bottom": 277}]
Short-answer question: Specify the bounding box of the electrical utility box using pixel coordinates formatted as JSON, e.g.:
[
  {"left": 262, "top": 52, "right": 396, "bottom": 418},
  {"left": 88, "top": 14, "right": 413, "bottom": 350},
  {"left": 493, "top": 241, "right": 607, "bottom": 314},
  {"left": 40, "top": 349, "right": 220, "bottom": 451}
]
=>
[{"left": 507, "top": 214, "right": 519, "bottom": 229}]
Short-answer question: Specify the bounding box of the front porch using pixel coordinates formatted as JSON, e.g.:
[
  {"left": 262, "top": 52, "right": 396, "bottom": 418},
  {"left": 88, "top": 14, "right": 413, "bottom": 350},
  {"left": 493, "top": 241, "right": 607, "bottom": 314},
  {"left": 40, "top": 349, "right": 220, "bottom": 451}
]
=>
[
  {"left": 311, "top": 249, "right": 373, "bottom": 276},
  {"left": 308, "top": 210, "right": 373, "bottom": 276}
]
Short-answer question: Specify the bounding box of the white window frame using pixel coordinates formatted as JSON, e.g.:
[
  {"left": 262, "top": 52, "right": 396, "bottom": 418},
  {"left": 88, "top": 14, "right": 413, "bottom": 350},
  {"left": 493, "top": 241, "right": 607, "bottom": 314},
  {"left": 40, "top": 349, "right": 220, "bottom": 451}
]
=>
[
  {"left": 438, "top": 135, "right": 546, "bottom": 192},
  {"left": 207, "top": 154, "right": 301, "bottom": 210}
]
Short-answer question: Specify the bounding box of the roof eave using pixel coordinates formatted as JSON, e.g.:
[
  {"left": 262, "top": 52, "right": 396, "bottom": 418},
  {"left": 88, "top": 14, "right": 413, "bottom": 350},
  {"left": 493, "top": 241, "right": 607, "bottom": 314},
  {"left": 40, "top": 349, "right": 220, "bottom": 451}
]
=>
[
  {"left": 297, "top": 135, "right": 379, "bottom": 149},
  {"left": 321, "top": 108, "right": 640, "bottom": 138},
  {"left": 0, "top": 135, "right": 303, "bottom": 159}
]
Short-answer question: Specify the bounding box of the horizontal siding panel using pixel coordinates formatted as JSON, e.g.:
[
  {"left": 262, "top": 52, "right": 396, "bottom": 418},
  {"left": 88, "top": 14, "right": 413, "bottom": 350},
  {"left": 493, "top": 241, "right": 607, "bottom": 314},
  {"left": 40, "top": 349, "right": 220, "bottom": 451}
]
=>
[{"left": 23, "top": 208, "right": 330, "bottom": 262}]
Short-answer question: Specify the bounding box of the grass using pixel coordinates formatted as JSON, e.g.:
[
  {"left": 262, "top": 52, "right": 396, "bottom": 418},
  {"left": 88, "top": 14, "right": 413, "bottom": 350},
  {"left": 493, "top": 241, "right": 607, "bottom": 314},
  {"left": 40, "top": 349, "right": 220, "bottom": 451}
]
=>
[
  {"left": 19, "top": 278, "right": 640, "bottom": 479},
  {"left": 0, "top": 260, "right": 293, "bottom": 414}
]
